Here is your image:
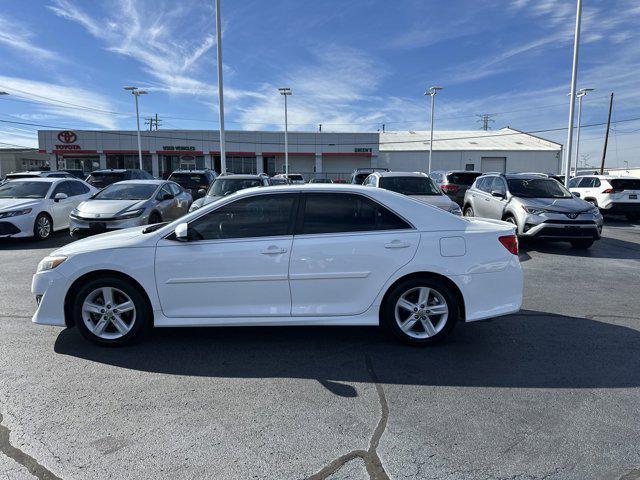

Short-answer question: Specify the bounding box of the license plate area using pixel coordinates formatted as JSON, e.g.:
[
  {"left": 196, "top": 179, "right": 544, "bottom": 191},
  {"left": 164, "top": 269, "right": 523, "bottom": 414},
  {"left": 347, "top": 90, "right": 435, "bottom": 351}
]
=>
[
  {"left": 629, "top": 194, "right": 637, "bottom": 200},
  {"left": 89, "top": 222, "right": 107, "bottom": 231}
]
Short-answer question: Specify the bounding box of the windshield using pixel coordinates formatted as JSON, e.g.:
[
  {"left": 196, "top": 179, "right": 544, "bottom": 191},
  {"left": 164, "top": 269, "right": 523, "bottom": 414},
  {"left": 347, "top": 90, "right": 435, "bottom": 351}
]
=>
[
  {"left": 93, "top": 183, "right": 157, "bottom": 200},
  {"left": 447, "top": 172, "right": 481, "bottom": 185},
  {"left": 208, "top": 178, "right": 263, "bottom": 196},
  {"left": 507, "top": 178, "right": 572, "bottom": 198},
  {"left": 86, "top": 172, "right": 126, "bottom": 187},
  {"left": 379, "top": 176, "right": 442, "bottom": 196},
  {"left": 0, "top": 181, "right": 50, "bottom": 199},
  {"left": 169, "top": 173, "right": 208, "bottom": 189}
]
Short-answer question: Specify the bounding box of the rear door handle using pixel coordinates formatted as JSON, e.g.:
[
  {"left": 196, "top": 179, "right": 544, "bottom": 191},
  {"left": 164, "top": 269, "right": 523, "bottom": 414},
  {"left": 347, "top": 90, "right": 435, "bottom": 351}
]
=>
[
  {"left": 385, "top": 240, "right": 411, "bottom": 249},
  {"left": 261, "top": 246, "right": 287, "bottom": 255}
]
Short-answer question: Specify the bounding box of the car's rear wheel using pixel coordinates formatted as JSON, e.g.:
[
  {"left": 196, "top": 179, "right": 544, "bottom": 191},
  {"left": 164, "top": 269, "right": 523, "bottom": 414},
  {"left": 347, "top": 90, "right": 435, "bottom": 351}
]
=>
[
  {"left": 148, "top": 212, "right": 162, "bottom": 225},
  {"left": 570, "top": 239, "right": 595, "bottom": 249},
  {"left": 72, "top": 276, "right": 150, "bottom": 346},
  {"left": 463, "top": 206, "right": 474, "bottom": 217},
  {"left": 33, "top": 213, "right": 52, "bottom": 240},
  {"left": 382, "top": 277, "right": 459, "bottom": 346}
]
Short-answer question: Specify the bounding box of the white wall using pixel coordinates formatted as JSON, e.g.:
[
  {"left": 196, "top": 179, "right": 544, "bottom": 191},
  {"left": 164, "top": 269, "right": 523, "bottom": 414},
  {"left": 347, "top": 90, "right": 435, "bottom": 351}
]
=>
[{"left": 378, "top": 150, "right": 562, "bottom": 173}]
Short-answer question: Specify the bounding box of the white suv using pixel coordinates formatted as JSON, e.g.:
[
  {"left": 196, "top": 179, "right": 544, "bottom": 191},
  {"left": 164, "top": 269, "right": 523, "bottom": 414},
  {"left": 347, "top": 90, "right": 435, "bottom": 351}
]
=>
[{"left": 568, "top": 175, "right": 640, "bottom": 221}]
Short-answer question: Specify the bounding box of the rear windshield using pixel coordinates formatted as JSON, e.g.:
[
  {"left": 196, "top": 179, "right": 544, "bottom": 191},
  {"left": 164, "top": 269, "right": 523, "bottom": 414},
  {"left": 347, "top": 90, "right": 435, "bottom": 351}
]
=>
[
  {"left": 446, "top": 172, "right": 482, "bottom": 185},
  {"left": 507, "top": 178, "right": 572, "bottom": 199},
  {"left": 379, "top": 177, "right": 442, "bottom": 196},
  {"left": 93, "top": 183, "right": 157, "bottom": 200},
  {"left": 288, "top": 174, "right": 304, "bottom": 181},
  {"left": 168, "top": 173, "right": 208, "bottom": 189},
  {"left": 6, "top": 173, "right": 38, "bottom": 179},
  {"left": 86, "top": 172, "right": 126, "bottom": 186},
  {"left": 610, "top": 179, "right": 640, "bottom": 191},
  {"left": 209, "top": 178, "right": 263, "bottom": 196},
  {"left": 0, "top": 181, "right": 50, "bottom": 198}
]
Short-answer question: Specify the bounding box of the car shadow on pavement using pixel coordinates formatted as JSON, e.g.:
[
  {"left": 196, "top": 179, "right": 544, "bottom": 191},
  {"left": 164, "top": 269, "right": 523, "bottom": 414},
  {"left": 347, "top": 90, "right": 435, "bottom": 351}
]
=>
[
  {"left": 0, "top": 231, "right": 75, "bottom": 251},
  {"left": 520, "top": 237, "right": 640, "bottom": 260},
  {"left": 54, "top": 309, "right": 640, "bottom": 394}
]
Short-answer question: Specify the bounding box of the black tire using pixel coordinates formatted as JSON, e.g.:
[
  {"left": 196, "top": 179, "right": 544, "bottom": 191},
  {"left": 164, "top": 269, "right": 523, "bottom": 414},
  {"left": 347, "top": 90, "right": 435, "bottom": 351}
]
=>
[
  {"left": 148, "top": 212, "right": 162, "bottom": 225},
  {"left": 72, "top": 276, "right": 151, "bottom": 346},
  {"left": 33, "top": 213, "right": 52, "bottom": 240},
  {"left": 382, "top": 277, "right": 460, "bottom": 346},
  {"left": 570, "top": 239, "right": 595, "bottom": 249},
  {"left": 463, "top": 205, "right": 474, "bottom": 217}
]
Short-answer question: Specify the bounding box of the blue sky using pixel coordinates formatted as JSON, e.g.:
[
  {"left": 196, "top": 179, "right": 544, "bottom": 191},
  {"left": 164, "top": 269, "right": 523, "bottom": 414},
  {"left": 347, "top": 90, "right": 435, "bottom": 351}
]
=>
[{"left": 0, "top": 0, "right": 639, "bottom": 167}]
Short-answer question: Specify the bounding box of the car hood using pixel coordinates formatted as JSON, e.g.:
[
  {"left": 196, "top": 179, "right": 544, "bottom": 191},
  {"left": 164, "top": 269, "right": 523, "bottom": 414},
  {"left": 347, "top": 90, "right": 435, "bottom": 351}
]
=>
[
  {"left": 192, "top": 195, "right": 222, "bottom": 208},
  {"left": 517, "top": 196, "right": 592, "bottom": 212},
  {"left": 409, "top": 194, "right": 457, "bottom": 210},
  {"left": 54, "top": 226, "right": 152, "bottom": 256},
  {"left": 0, "top": 198, "right": 42, "bottom": 212},
  {"left": 76, "top": 199, "right": 148, "bottom": 217}
]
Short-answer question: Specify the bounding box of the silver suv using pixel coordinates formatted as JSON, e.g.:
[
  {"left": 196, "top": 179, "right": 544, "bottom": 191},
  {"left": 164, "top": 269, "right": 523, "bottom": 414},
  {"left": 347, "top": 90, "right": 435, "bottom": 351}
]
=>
[{"left": 463, "top": 173, "right": 603, "bottom": 249}]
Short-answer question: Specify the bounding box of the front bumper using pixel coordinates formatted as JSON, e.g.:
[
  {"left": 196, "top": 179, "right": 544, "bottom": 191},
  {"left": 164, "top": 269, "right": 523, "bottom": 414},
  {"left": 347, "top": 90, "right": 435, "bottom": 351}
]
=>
[
  {"left": 519, "top": 211, "right": 603, "bottom": 240},
  {"left": 0, "top": 212, "right": 37, "bottom": 238},
  {"left": 31, "top": 269, "right": 71, "bottom": 327},
  {"left": 70, "top": 214, "right": 149, "bottom": 237}
]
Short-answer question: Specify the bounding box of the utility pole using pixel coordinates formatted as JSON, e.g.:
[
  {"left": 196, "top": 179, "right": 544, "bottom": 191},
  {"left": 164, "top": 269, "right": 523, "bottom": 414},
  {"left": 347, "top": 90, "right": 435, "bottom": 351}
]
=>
[
  {"left": 425, "top": 86, "right": 443, "bottom": 174},
  {"left": 145, "top": 114, "right": 162, "bottom": 131},
  {"left": 476, "top": 114, "right": 495, "bottom": 131},
  {"left": 318, "top": 123, "right": 322, "bottom": 132},
  {"left": 563, "top": 0, "right": 582, "bottom": 186},
  {"left": 278, "top": 87, "right": 292, "bottom": 175},
  {"left": 215, "top": 0, "right": 227, "bottom": 174},
  {"left": 600, "top": 92, "right": 614, "bottom": 174}
]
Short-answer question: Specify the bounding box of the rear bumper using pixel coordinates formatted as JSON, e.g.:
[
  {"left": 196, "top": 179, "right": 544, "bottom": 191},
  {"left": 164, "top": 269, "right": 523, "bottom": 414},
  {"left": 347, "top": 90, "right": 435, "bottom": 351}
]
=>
[
  {"left": 452, "top": 257, "right": 523, "bottom": 322},
  {"left": 600, "top": 202, "right": 640, "bottom": 214}
]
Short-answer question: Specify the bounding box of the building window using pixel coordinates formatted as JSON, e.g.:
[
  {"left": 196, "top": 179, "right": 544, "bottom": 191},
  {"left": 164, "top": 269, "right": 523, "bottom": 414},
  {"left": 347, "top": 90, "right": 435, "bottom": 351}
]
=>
[
  {"left": 465, "top": 163, "right": 475, "bottom": 171},
  {"left": 227, "top": 156, "right": 257, "bottom": 174},
  {"left": 107, "top": 154, "right": 152, "bottom": 174}
]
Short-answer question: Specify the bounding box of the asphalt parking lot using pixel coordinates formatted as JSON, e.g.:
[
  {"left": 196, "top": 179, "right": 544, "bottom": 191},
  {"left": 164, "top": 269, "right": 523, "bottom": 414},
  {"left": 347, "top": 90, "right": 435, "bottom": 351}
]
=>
[{"left": 0, "top": 220, "right": 639, "bottom": 480}]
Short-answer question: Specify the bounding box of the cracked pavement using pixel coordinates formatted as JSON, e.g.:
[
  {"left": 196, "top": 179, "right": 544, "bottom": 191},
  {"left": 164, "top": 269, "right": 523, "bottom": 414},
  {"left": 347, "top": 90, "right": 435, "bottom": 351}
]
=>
[{"left": 0, "top": 219, "right": 639, "bottom": 479}]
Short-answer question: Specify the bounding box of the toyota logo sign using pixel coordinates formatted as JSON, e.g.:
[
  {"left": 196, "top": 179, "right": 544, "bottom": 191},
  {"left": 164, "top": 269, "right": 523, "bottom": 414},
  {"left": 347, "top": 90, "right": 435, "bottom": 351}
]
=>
[
  {"left": 57, "top": 131, "right": 77, "bottom": 144},
  {"left": 566, "top": 212, "right": 578, "bottom": 219}
]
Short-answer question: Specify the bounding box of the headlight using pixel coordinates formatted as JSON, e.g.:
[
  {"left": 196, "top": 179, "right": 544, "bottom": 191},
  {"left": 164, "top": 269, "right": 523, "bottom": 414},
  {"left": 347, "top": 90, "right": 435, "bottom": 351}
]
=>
[
  {"left": 449, "top": 205, "right": 462, "bottom": 216},
  {"left": 0, "top": 208, "right": 32, "bottom": 219},
  {"left": 522, "top": 206, "right": 547, "bottom": 215},
  {"left": 37, "top": 256, "right": 67, "bottom": 272},
  {"left": 586, "top": 206, "right": 600, "bottom": 215},
  {"left": 116, "top": 208, "right": 145, "bottom": 219}
]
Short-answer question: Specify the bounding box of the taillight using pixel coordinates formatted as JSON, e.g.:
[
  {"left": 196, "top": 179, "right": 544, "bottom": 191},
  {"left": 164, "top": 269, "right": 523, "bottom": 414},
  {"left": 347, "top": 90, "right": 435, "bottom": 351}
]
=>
[
  {"left": 499, "top": 235, "right": 519, "bottom": 255},
  {"left": 441, "top": 184, "right": 460, "bottom": 192},
  {"left": 602, "top": 188, "right": 615, "bottom": 194}
]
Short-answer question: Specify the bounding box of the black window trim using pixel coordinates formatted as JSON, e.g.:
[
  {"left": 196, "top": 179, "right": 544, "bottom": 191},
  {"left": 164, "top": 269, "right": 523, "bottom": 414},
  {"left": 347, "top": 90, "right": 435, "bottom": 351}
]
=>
[{"left": 293, "top": 191, "right": 415, "bottom": 237}]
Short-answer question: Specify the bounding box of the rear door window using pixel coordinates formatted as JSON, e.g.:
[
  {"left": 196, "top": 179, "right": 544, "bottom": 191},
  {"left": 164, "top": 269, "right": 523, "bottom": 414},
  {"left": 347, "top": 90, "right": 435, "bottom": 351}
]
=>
[{"left": 298, "top": 193, "right": 411, "bottom": 235}]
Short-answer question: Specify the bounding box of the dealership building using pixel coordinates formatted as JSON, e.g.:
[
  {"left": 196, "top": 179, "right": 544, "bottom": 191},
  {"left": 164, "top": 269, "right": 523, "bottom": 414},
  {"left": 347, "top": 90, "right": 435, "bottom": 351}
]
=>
[{"left": 36, "top": 127, "right": 562, "bottom": 179}]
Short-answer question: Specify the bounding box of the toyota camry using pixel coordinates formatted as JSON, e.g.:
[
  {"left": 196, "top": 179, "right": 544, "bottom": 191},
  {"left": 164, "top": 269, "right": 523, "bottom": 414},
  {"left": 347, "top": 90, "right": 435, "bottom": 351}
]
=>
[{"left": 32, "top": 184, "right": 523, "bottom": 346}]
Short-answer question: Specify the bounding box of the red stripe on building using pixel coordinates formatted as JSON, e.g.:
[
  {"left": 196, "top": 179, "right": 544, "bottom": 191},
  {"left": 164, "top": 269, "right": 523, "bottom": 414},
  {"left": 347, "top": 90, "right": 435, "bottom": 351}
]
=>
[
  {"left": 209, "top": 151, "right": 255, "bottom": 156},
  {"left": 53, "top": 150, "right": 98, "bottom": 154},
  {"left": 103, "top": 150, "right": 150, "bottom": 154},
  {"left": 261, "top": 152, "right": 315, "bottom": 156},
  {"left": 157, "top": 150, "right": 204, "bottom": 155},
  {"left": 322, "top": 152, "right": 372, "bottom": 157}
]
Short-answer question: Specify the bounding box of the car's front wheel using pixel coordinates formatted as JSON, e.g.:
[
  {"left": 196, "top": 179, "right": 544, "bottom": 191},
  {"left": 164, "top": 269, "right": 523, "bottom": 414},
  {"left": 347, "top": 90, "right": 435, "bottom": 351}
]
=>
[
  {"left": 382, "top": 277, "right": 460, "bottom": 346},
  {"left": 72, "top": 276, "right": 151, "bottom": 346},
  {"left": 33, "top": 213, "right": 52, "bottom": 240},
  {"left": 463, "top": 205, "right": 474, "bottom": 217}
]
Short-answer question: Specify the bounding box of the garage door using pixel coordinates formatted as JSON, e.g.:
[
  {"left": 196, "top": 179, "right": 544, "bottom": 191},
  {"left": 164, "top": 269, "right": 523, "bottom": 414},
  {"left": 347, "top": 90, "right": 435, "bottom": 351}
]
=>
[{"left": 481, "top": 157, "right": 506, "bottom": 173}]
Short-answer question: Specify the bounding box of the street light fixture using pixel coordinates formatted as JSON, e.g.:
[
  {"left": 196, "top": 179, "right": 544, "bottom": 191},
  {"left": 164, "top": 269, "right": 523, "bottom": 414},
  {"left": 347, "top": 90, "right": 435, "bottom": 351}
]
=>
[
  {"left": 278, "top": 87, "right": 292, "bottom": 176},
  {"left": 214, "top": 0, "right": 227, "bottom": 174},
  {"left": 563, "top": 0, "right": 583, "bottom": 186},
  {"left": 425, "top": 86, "right": 443, "bottom": 174},
  {"left": 124, "top": 86, "right": 148, "bottom": 171},
  {"left": 573, "top": 87, "right": 594, "bottom": 177}
]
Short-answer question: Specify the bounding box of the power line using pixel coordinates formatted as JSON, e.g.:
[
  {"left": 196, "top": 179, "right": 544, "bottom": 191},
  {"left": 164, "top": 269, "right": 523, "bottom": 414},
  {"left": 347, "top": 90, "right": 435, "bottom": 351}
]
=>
[
  {"left": 477, "top": 114, "right": 496, "bottom": 131},
  {"left": 1, "top": 115, "right": 640, "bottom": 147}
]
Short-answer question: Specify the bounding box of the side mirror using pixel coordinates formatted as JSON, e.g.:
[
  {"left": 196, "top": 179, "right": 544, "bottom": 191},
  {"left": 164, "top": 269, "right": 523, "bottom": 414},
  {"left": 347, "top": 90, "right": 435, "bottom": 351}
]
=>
[
  {"left": 573, "top": 192, "right": 581, "bottom": 197},
  {"left": 161, "top": 193, "right": 174, "bottom": 201},
  {"left": 174, "top": 222, "right": 189, "bottom": 242},
  {"left": 54, "top": 192, "right": 68, "bottom": 202},
  {"left": 491, "top": 190, "right": 505, "bottom": 198},
  {"left": 197, "top": 189, "right": 206, "bottom": 196}
]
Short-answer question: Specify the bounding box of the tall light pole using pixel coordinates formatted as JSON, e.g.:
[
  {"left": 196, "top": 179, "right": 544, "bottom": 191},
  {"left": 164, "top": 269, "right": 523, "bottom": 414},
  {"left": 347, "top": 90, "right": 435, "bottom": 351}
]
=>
[
  {"left": 278, "top": 87, "right": 292, "bottom": 176},
  {"left": 124, "top": 86, "right": 147, "bottom": 170},
  {"left": 572, "top": 87, "right": 593, "bottom": 177},
  {"left": 425, "top": 86, "right": 443, "bottom": 174},
  {"left": 563, "top": 0, "right": 582, "bottom": 186},
  {"left": 215, "top": 0, "right": 227, "bottom": 174},
  {"left": 0, "top": 92, "right": 7, "bottom": 177}
]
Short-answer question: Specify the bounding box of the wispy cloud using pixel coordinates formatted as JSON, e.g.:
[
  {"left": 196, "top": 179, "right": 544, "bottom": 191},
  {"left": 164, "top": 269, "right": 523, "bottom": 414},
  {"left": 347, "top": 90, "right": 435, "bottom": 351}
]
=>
[
  {"left": 0, "top": 14, "right": 57, "bottom": 60},
  {"left": 49, "top": 0, "right": 217, "bottom": 95}
]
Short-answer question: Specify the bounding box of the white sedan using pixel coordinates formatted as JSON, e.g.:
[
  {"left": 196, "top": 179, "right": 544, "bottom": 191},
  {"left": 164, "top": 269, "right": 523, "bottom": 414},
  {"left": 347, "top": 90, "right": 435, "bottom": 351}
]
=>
[
  {"left": 0, "top": 178, "right": 97, "bottom": 240},
  {"left": 32, "top": 184, "right": 523, "bottom": 346}
]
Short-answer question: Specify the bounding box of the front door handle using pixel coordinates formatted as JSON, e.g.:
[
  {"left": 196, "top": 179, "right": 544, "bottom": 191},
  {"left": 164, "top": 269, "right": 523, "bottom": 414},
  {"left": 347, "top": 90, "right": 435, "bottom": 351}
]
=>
[
  {"left": 261, "top": 246, "right": 287, "bottom": 255},
  {"left": 385, "top": 240, "right": 411, "bottom": 249}
]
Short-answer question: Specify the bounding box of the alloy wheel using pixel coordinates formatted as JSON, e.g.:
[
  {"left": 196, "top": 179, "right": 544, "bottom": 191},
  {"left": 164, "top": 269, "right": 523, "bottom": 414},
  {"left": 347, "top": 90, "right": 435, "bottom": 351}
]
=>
[
  {"left": 36, "top": 216, "right": 51, "bottom": 239},
  {"left": 394, "top": 286, "right": 449, "bottom": 339},
  {"left": 81, "top": 287, "right": 137, "bottom": 340}
]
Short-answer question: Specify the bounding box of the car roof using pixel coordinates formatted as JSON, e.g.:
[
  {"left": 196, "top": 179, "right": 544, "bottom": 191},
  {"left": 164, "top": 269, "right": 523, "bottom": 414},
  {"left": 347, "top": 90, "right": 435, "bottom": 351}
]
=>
[
  {"left": 3, "top": 177, "right": 64, "bottom": 183},
  {"left": 90, "top": 169, "right": 131, "bottom": 173},
  {"left": 170, "top": 170, "right": 211, "bottom": 174},
  {"left": 373, "top": 171, "right": 428, "bottom": 178},
  {"left": 216, "top": 174, "right": 265, "bottom": 180},
  {"left": 111, "top": 179, "right": 165, "bottom": 186}
]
